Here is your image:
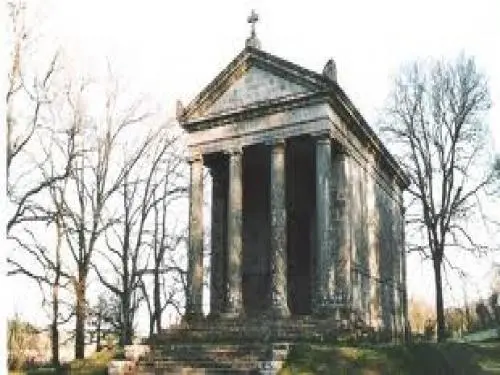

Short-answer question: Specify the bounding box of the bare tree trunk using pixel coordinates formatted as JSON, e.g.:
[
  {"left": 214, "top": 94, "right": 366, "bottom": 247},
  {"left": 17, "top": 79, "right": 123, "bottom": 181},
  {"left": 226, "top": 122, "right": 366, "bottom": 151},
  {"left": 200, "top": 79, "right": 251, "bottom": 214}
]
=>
[
  {"left": 51, "top": 284, "right": 59, "bottom": 367},
  {"left": 51, "top": 216, "right": 62, "bottom": 367},
  {"left": 433, "top": 259, "right": 445, "bottom": 342},
  {"left": 122, "top": 290, "right": 132, "bottom": 345},
  {"left": 149, "top": 317, "right": 154, "bottom": 339},
  {"left": 96, "top": 305, "right": 102, "bottom": 352},
  {"left": 154, "top": 267, "right": 161, "bottom": 334},
  {"left": 75, "top": 277, "right": 86, "bottom": 359}
]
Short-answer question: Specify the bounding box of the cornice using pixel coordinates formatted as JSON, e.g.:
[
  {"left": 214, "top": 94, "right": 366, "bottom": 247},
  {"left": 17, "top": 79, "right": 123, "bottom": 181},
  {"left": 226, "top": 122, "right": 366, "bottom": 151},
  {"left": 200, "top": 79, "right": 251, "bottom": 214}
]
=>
[
  {"left": 178, "top": 45, "right": 411, "bottom": 190},
  {"left": 182, "top": 91, "right": 327, "bottom": 132}
]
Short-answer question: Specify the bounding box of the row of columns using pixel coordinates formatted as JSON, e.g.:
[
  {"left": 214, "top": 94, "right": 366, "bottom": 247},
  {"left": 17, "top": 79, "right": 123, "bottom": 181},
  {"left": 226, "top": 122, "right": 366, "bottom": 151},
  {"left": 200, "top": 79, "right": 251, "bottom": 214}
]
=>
[{"left": 185, "top": 134, "right": 351, "bottom": 319}]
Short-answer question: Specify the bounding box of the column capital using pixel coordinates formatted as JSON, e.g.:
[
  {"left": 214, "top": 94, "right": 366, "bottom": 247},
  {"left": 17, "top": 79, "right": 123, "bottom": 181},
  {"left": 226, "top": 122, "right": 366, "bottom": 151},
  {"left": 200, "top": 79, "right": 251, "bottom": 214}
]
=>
[
  {"left": 225, "top": 146, "right": 243, "bottom": 156},
  {"left": 264, "top": 137, "right": 286, "bottom": 147},
  {"left": 270, "top": 140, "right": 286, "bottom": 155},
  {"left": 311, "top": 130, "right": 332, "bottom": 142},
  {"left": 187, "top": 151, "right": 203, "bottom": 164}
]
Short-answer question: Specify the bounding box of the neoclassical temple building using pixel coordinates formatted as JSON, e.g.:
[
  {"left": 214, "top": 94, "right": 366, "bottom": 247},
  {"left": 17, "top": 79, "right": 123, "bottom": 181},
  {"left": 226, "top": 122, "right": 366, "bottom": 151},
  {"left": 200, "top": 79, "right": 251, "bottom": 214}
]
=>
[{"left": 176, "top": 14, "right": 409, "bottom": 339}]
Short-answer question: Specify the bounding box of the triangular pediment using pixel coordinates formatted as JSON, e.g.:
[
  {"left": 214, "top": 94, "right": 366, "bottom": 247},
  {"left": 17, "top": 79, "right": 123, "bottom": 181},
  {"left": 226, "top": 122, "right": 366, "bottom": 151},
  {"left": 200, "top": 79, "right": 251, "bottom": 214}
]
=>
[
  {"left": 180, "top": 47, "right": 328, "bottom": 122},
  {"left": 179, "top": 46, "right": 411, "bottom": 189},
  {"left": 205, "top": 66, "right": 309, "bottom": 116}
]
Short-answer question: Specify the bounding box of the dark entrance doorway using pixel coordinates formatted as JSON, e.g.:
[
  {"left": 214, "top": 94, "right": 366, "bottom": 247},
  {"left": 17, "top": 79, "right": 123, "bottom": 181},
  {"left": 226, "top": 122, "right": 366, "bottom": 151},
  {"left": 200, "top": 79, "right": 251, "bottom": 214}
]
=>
[
  {"left": 286, "top": 136, "right": 316, "bottom": 315},
  {"left": 242, "top": 144, "right": 271, "bottom": 315}
]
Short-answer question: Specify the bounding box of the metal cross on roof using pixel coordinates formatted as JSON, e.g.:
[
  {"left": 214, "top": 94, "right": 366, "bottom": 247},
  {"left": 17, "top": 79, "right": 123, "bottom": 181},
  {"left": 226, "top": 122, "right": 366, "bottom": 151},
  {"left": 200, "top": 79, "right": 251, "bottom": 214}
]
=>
[{"left": 247, "top": 9, "right": 259, "bottom": 37}]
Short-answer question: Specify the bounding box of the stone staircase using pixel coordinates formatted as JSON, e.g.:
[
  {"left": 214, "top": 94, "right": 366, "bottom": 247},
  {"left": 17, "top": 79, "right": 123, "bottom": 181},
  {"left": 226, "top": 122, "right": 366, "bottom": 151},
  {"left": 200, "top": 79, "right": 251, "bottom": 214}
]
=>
[
  {"left": 154, "top": 314, "right": 368, "bottom": 344},
  {"left": 137, "top": 314, "right": 373, "bottom": 374},
  {"left": 138, "top": 342, "right": 289, "bottom": 374}
]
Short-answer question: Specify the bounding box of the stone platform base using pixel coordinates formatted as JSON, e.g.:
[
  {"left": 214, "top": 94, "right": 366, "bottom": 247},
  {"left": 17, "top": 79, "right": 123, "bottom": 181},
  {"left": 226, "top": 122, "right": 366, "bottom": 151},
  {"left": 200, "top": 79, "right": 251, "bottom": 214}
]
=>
[
  {"left": 138, "top": 342, "right": 288, "bottom": 375},
  {"left": 155, "top": 315, "right": 366, "bottom": 344},
  {"left": 137, "top": 315, "right": 372, "bottom": 374}
]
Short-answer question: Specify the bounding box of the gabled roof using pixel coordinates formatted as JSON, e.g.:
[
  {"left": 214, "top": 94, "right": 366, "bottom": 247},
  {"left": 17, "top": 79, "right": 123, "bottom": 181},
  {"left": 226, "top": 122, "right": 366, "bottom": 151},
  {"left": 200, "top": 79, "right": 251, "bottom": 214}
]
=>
[
  {"left": 178, "top": 46, "right": 329, "bottom": 123},
  {"left": 178, "top": 46, "right": 410, "bottom": 189}
]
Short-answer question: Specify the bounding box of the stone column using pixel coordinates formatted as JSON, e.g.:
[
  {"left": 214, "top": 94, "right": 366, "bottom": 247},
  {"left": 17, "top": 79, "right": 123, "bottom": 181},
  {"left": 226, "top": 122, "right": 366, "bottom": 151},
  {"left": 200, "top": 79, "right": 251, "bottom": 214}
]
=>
[
  {"left": 401, "top": 205, "right": 409, "bottom": 341},
  {"left": 269, "top": 139, "right": 290, "bottom": 317},
  {"left": 391, "top": 183, "right": 402, "bottom": 340},
  {"left": 313, "top": 134, "right": 334, "bottom": 314},
  {"left": 332, "top": 146, "right": 351, "bottom": 306},
  {"left": 366, "top": 166, "right": 380, "bottom": 328},
  {"left": 186, "top": 153, "right": 204, "bottom": 320},
  {"left": 209, "top": 161, "right": 227, "bottom": 317},
  {"left": 224, "top": 148, "right": 244, "bottom": 317}
]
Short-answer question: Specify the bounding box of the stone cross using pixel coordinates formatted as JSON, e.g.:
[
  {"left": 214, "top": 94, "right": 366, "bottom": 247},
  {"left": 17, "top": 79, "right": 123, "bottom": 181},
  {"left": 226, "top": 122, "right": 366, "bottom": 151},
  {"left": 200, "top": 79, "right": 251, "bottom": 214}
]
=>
[{"left": 247, "top": 9, "right": 259, "bottom": 37}]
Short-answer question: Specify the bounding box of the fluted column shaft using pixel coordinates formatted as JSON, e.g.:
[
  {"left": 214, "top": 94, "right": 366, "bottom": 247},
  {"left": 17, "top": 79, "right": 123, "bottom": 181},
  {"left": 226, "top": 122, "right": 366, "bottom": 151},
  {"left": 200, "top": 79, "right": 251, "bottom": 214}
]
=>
[
  {"left": 186, "top": 154, "right": 204, "bottom": 319},
  {"left": 332, "top": 149, "right": 351, "bottom": 305},
  {"left": 225, "top": 148, "right": 243, "bottom": 316},
  {"left": 313, "top": 135, "right": 334, "bottom": 314},
  {"left": 269, "top": 140, "right": 290, "bottom": 317}
]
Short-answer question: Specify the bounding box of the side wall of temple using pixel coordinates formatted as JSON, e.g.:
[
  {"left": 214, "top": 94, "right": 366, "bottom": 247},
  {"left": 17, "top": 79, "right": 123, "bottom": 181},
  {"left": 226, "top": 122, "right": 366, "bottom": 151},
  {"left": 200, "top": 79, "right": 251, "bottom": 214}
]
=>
[
  {"left": 327, "top": 103, "right": 406, "bottom": 339},
  {"left": 345, "top": 144, "right": 406, "bottom": 339}
]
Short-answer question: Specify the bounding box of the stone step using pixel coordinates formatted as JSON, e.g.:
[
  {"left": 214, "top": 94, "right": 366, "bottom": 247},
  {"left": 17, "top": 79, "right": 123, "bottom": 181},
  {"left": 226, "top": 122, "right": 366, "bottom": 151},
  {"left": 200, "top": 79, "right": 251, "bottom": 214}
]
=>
[
  {"left": 151, "top": 347, "right": 267, "bottom": 353},
  {"left": 137, "top": 366, "right": 259, "bottom": 375},
  {"left": 141, "top": 359, "right": 258, "bottom": 368},
  {"left": 159, "top": 317, "right": 358, "bottom": 331},
  {"left": 154, "top": 328, "right": 347, "bottom": 343},
  {"left": 150, "top": 351, "right": 266, "bottom": 361},
  {"left": 138, "top": 342, "right": 289, "bottom": 375},
  {"left": 147, "top": 354, "right": 263, "bottom": 364},
  {"left": 150, "top": 342, "right": 280, "bottom": 351}
]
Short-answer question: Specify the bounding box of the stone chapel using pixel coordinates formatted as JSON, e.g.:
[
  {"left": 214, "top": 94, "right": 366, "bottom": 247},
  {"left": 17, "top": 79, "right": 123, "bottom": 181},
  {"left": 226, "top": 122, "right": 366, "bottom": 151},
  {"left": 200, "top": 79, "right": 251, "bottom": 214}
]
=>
[{"left": 175, "top": 12, "right": 410, "bottom": 341}]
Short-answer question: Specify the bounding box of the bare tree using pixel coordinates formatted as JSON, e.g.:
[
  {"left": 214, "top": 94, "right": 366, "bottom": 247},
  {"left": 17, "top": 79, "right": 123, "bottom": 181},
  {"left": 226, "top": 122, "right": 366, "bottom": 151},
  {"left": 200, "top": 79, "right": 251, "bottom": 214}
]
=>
[
  {"left": 141, "top": 132, "right": 188, "bottom": 338},
  {"left": 7, "top": 221, "right": 73, "bottom": 368},
  {"left": 7, "top": 119, "right": 78, "bottom": 367},
  {"left": 6, "top": 1, "right": 73, "bottom": 234},
  {"left": 382, "top": 54, "right": 498, "bottom": 341},
  {"left": 7, "top": 4, "right": 78, "bottom": 364},
  {"left": 92, "top": 128, "right": 166, "bottom": 345},
  {"left": 49, "top": 76, "right": 153, "bottom": 358},
  {"left": 92, "top": 122, "right": 187, "bottom": 343},
  {"left": 140, "top": 185, "right": 187, "bottom": 338},
  {"left": 87, "top": 294, "right": 121, "bottom": 351}
]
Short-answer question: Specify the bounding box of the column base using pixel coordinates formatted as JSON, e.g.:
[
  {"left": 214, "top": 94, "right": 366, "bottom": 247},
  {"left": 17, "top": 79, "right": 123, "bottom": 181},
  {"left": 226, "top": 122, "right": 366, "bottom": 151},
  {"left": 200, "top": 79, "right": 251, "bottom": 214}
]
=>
[
  {"left": 219, "top": 310, "right": 244, "bottom": 320},
  {"left": 312, "top": 301, "right": 349, "bottom": 321},
  {"left": 206, "top": 311, "right": 222, "bottom": 321},
  {"left": 182, "top": 312, "right": 205, "bottom": 324},
  {"left": 266, "top": 304, "right": 291, "bottom": 319}
]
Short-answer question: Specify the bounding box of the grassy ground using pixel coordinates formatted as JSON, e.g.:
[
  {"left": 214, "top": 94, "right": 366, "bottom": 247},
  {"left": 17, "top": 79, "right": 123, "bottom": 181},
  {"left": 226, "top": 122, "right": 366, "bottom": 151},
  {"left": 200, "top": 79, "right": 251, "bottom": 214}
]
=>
[
  {"left": 279, "top": 341, "right": 500, "bottom": 375},
  {"left": 9, "top": 341, "right": 500, "bottom": 374},
  {"left": 8, "top": 349, "right": 115, "bottom": 375},
  {"left": 65, "top": 349, "right": 115, "bottom": 374}
]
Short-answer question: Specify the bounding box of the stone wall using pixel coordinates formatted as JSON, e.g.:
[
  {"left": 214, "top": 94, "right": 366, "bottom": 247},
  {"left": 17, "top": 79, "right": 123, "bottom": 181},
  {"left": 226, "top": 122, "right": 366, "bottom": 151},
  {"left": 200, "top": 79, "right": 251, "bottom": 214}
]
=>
[{"left": 347, "top": 153, "right": 405, "bottom": 338}]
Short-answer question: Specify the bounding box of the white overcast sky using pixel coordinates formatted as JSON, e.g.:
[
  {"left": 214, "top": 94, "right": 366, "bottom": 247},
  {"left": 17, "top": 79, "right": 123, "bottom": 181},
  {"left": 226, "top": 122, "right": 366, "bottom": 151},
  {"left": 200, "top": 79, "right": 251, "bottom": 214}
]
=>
[{"left": 4, "top": 0, "right": 500, "bottom": 331}]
